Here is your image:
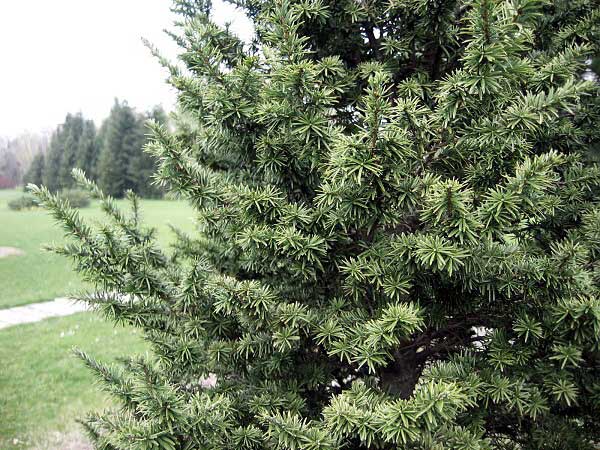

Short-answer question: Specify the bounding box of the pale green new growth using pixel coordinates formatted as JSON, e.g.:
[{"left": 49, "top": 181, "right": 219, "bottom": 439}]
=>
[{"left": 32, "top": 0, "right": 600, "bottom": 448}]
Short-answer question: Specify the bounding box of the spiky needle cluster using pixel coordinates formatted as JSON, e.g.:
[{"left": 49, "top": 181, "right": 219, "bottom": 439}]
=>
[{"left": 31, "top": 0, "right": 600, "bottom": 448}]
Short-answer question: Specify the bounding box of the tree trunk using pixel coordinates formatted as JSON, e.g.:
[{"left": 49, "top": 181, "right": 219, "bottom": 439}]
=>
[{"left": 378, "top": 348, "right": 423, "bottom": 399}]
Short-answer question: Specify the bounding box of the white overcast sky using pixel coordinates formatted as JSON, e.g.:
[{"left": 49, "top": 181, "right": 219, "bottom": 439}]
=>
[{"left": 0, "top": 0, "right": 253, "bottom": 137}]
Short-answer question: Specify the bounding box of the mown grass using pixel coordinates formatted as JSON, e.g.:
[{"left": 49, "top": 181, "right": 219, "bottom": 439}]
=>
[
  {"left": 0, "top": 188, "right": 196, "bottom": 448},
  {"left": 0, "top": 312, "right": 149, "bottom": 449},
  {"left": 0, "top": 188, "right": 196, "bottom": 308}
]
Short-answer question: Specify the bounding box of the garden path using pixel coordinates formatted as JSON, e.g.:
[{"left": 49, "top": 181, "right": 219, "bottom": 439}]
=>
[{"left": 0, "top": 298, "right": 88, "bottom": 329}]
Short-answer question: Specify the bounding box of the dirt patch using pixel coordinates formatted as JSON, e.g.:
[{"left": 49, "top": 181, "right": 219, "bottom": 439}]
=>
[{"left": 0, "top": 247, "right": 25, "bottom": 258}]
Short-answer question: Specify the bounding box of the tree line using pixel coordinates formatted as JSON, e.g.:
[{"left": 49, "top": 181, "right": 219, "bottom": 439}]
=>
[{"left": 23, "top": 99, "right": 167, "bottom": 198}]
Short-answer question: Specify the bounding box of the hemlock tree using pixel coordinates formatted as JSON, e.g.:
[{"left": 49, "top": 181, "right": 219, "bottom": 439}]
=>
[{"left": 31, "top": 0, "right": 600, "bottom": 448}]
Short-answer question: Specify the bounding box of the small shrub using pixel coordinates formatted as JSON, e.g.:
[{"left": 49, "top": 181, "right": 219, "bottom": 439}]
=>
[
  {"left": 59, "top": 189, "right": 90, "bottom": 209},
  {"left": 8, "top": 194, "right": 39, "bottom": 211}
]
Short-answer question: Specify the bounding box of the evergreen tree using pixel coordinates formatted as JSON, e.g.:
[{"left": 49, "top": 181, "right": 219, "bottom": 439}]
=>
[
  {"left": 58, "top": 132, "right": 79, "bottom": 189},
  {"left": 32, "top": 0, "right": 600, "bottom": 448},
  {"left": 75, "top": 120, "right": 98, "bottom": 180},
  {"left": 97, "top": 101, "right": 168, "bottom": 198},
  {"left": 94, "top": 119, "right": 109, "bottom": 181},
  {"left": 42, "top": 126, "right": 65, "bottom": 192},
  {"left": 128, "top": 106, "right": 169, "bottom": 198},
  {"left": 43, "top": 113, "right": 98, "bottom": 191},
  {"left": 97, "top": 100, "right": 146, "bottom": 197},
  {"left": 22, "top": 152, "right": 45, "bottom": 187}
]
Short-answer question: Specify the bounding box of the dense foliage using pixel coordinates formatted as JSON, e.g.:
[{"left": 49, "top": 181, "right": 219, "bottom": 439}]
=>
[
  {"left": 42, "top": 113, "right": 98, "bottom": 192},
  {"left": 33, "top": 0, "right": 600, "bottom": 448},
  {"left": 96, "top": 100, "right": 167, "bottom": 198}
]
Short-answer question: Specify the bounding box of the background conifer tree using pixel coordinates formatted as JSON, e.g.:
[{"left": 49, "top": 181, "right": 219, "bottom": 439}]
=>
[
  {"left": 75, "top": 120, "right": 99, "bottom": 181},
  {"left": 58, "top": 132, "right": 80, "bottom": 189},
  {"left": 96, "top": 100, "right": 166, "bottom": 197},
  {"left": 97, "top": 100, "right": 146, "bottom": 197},
  {"left": 22, "top": 151, "right": 45, "bottom": 187},
  {"left": 42, "top": 113, "right": 97, "bottom": 192},
  {"left": 127, "top": 106, "right": 169, "bottom": 198},
  {"left": 32, "top": 0, "right": 600, "bottom": 448},
  {"left": 42, "top": 125, "right": 66, "bottom": 192}
]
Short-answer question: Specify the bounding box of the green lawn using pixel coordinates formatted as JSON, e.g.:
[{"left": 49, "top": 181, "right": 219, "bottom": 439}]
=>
[
  {"left": 0, "top": 189, "right": 196, "bottom": 308},
  {"left": 0, "top": 188, "right": 196, "bottom": 448},
  {"left": 0, "top": 312, "right": 148, "bottom": 449}
]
